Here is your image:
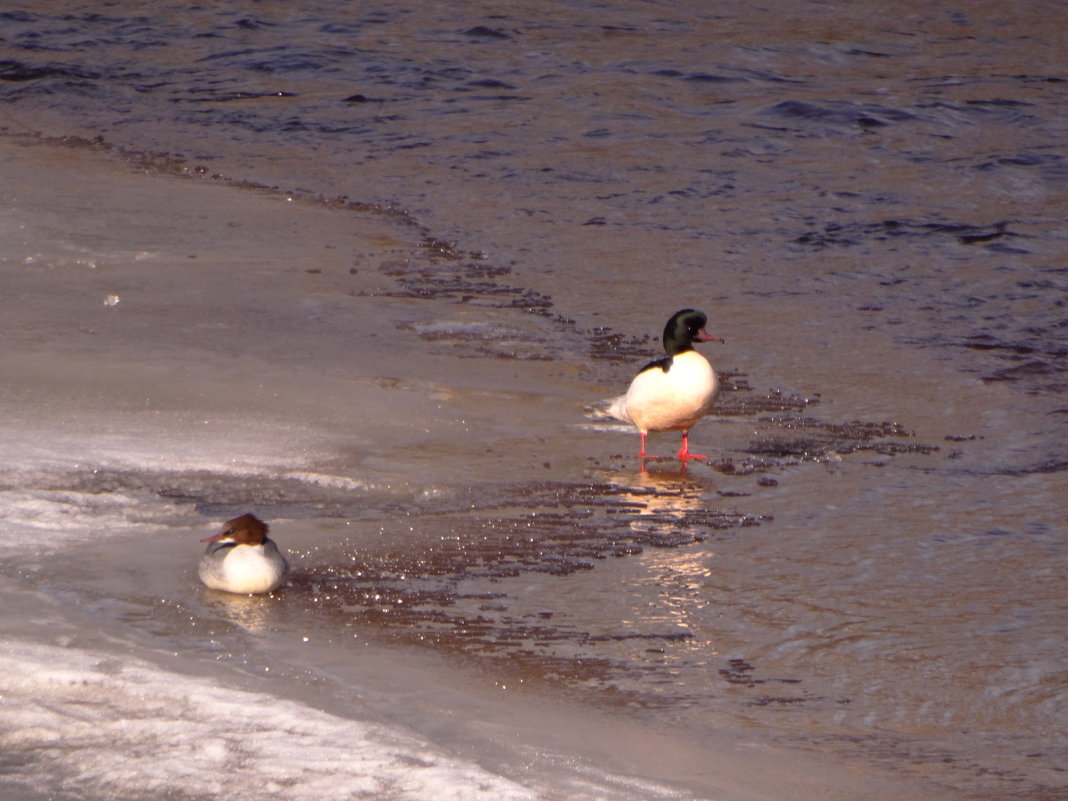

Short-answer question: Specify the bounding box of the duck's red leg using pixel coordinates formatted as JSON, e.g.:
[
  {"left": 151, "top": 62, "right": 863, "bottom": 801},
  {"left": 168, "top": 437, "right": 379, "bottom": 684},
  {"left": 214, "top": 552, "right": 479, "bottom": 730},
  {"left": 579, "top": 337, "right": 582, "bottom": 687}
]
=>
[
  {"left": 637, "top": 432, "right": 658, "bottom": 459},
  {"left": 677, "top": 431, "right": 707, "bottom": 461}
]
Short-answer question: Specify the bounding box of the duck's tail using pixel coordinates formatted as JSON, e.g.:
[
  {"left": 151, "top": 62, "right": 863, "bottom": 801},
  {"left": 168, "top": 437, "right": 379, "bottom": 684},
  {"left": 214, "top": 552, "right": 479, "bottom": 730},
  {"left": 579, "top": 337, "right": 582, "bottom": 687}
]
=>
[{"left": 586, "top": 395, "right": 630, "bottom": 424}]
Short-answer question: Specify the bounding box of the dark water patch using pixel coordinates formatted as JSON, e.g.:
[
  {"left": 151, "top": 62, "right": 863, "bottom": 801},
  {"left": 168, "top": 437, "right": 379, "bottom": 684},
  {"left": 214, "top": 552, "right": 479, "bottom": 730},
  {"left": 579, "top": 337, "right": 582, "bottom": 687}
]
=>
[
  {"left": 195, "top": 46, "right": 343, "bottom": 74},
  {"left": 719, "top": 658, "right": 818, "bottom": 709},
  {"left": 585, "top": 327, "right": 657, "bottom": 363},
  {"left": 0, "top": 6, "right": 492, "bottom": 119},
  {"left": 965, "top": 98, "right": 1034, "bottom": 108},
  {"left": 4, "top": 11, "right": 182, "bottom": 54},
  {"left": 737, "top": 67, "right": 808, "bottom": 84},
  {"left": 588, "top": 630, "right": 694, "bottom": 643},
  {"left": 176, "top": 107, "right": 386, "bottom": 140},
  {"left": 458, "top": 92, "right": 530, "bottom": 102},
  {"left": 462, "top": 78, "right": 517, "bottom": 90},
  {"left": 972, "top": 150, "right": 1068, "bottom": 185},
  {"left": 783, "top": 215, "right": 1066, "bottom": 399},
  {"left": 374, "top": 253, "right": 556, "bottom": 314},
  {"left": 990, "top": 152, "right": 1060, "bottom": 168},
  {"left": 957, "top": 334, "right": 1037, "bottom": 356},
  {"left": 843, "top": 48, "right": 892, "bottom": 58},
  {"left": 463, "top": 26, "right": 512, "bottom": 40},
  {"left": 744, "top": 418, "right": 935, "bottom": 462},
  {"left": 982, "top": 241, "right": 1031, "bottom": 255},
  {"left": 764, "top": 100, "right": 918, "bottom": 131},
  {"left": 812, "top": 731, "right": 1065, "bottom": 801},
  {"left": 937, "top": 327, "right": 1068, "bottom": 393},
  {"left": 915, "top": 99, "right": 1042, "bottom": 128},
  {"left": 714, "top": 374, "right": 817, "bottom": 416},
  {"left": 684, "top": 72, "right": 744, "bottom": 84},
  {"left": 794, "top": 218, "right": 1021, "bottom": 249},
  {"left": 341, "top": 92, "right": 387, "bottom": 103},
  {"left": 233, "top": 16, "right": 276, "bottom": 31},
  {"left": 0, "top": 59, "right": 100, "bottom": 82},
  {"left": 981, "top": 359, "right": 1065, "bottom": 389},
  {"left": 0, "top": 10, "right": 34, "bottom": 23},
  {"left": 169, "top": 89, "right": 299, "bottom": 103},
  {"left": 0, "top": 64, "right": 112, "bottom": 102},
  {"left": 1011, "top": 458, "right": 1068, "bottom": 475},
  {"left": 651, "top": 65, "right": 799, "bottom": 86}
]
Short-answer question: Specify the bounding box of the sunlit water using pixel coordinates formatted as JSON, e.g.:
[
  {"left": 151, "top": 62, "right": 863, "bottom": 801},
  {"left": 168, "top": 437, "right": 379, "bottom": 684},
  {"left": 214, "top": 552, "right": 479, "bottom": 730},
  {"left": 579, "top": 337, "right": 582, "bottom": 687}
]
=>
[{"left": 1, "top": 2, "right": 1066, "bottom": 799}]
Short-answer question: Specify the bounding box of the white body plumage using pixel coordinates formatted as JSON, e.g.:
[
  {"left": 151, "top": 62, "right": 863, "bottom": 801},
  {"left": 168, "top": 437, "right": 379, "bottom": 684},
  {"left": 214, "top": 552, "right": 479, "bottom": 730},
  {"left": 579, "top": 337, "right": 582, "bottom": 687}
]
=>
[
  {"left": 198, "top": 513, "right": 289, "bottom": 594},
  {"left": 604, "top": 308, "right": 724, "bottom": 460},
  {"left": 608, "top": 350, "right": 719, "bottom": 435}
]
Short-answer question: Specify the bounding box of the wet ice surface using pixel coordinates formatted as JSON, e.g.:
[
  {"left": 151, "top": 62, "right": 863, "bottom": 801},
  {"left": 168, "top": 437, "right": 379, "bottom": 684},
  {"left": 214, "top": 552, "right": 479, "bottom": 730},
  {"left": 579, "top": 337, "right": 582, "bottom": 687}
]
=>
[
  {"left": 2, "top": 2, "right": 1067, "bottom": 799},
  {"left": 1, "top": 145, "right": 1063, "bottom": 801},
  {"left": 0, "top": 636, "right": 539, "bottom": 801}
]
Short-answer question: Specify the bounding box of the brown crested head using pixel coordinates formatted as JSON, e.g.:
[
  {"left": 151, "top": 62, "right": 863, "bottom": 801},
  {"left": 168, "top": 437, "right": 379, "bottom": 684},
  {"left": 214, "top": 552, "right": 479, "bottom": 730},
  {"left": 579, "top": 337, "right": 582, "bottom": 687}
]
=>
[{"left": 201, "top": 513, "right": 270, "bottom": 545}]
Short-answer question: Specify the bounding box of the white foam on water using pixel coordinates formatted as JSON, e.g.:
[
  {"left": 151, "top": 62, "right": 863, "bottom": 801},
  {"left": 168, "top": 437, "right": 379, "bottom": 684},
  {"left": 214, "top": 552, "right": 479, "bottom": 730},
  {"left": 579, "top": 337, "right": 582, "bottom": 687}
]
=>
[{"left": 0, "top": 639, "right": 540, "bottom": 801}]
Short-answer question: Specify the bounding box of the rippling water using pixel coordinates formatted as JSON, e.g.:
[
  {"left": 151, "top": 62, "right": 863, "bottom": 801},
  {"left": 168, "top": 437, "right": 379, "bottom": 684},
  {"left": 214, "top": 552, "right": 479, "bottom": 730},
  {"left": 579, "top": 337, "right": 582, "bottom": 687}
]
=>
[{"left": 1, "top": 2, "right": 1066, "bottom": 800}]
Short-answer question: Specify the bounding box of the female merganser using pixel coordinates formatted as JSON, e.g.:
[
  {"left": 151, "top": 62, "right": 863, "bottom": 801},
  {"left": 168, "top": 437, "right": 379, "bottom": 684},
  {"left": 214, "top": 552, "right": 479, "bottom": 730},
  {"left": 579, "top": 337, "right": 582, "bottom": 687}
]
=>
[
  {"left": 607, "top": 308, "right": 723, "bottom": 460},
  {"left": 198, "top": 513, "right": 289, "bottom": 594}
]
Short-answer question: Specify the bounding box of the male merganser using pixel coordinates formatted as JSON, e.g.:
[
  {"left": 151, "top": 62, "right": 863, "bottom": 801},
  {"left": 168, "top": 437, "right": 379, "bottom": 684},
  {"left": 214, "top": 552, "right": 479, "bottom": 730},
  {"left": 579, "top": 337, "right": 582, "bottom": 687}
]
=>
[
  {"left": 606, "top": 308, "right": 723, "bottom": 460},
  {"left": 198, "top": 513, "right": 289, "bottom": 594}
]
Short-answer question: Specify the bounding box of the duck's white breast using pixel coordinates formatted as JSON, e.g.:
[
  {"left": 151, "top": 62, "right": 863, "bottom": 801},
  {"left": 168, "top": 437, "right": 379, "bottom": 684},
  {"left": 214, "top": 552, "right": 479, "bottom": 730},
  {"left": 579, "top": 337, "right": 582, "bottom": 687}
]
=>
[
  {"left": 199, "top": 543, "right": 288, "bottom": 594},
  {"left": 620, "top": 351, "right": 718, "bottom": 433}
]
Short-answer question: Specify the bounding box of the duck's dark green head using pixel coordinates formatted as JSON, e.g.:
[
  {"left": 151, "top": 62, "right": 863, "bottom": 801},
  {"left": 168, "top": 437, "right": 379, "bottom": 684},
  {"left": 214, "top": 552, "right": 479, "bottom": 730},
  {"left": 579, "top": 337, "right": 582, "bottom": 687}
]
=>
[{"left": 662, "top": 308, "right": 723, "bottom": 356}]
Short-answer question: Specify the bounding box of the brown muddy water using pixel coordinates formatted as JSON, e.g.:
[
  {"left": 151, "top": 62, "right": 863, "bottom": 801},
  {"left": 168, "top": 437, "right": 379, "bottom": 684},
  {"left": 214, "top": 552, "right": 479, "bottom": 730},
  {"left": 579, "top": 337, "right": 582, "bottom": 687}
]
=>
[{"left": 1, "top": 2, "right": 1066, "bottom": 800}]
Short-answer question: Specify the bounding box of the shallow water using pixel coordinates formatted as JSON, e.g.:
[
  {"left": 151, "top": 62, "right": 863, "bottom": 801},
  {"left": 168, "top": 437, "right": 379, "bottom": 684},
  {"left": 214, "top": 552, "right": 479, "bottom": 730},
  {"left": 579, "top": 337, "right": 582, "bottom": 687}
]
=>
[{"left": 1, "top": 2, "right": 1066, "bottom": 799}]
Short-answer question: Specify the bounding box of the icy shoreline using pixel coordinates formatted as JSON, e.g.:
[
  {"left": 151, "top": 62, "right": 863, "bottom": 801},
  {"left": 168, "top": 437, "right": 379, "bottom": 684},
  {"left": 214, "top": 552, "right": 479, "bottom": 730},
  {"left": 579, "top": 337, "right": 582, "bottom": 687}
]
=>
[
  {"left": 0, "top": 637, "right": 540, "bottom": 801},
  {"left": 3, "top": 132, "right": 1061, "bottom": 801}
]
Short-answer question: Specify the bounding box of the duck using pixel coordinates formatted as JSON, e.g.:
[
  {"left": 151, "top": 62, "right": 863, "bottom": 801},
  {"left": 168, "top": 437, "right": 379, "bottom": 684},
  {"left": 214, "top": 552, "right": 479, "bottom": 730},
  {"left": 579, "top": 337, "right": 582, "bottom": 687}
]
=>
[
  {"left": 606, "top": 308, "right": 723, "bottom": 460},
  {"left": 198, "top": 513, "right": 289, "bottom": 594}
]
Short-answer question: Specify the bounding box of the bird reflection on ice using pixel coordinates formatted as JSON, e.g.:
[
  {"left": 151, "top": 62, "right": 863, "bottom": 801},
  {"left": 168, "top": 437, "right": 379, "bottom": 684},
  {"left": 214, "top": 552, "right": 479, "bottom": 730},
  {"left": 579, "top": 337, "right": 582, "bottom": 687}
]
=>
[
  {"left": 603, "top": 466, "right": 720, "bottom": 659},
  {"left": 608, "top": 464, "right": 710, "bottom": 537},
  {"left": 200, "top": 588, "right": 284, "bottom": 634}
]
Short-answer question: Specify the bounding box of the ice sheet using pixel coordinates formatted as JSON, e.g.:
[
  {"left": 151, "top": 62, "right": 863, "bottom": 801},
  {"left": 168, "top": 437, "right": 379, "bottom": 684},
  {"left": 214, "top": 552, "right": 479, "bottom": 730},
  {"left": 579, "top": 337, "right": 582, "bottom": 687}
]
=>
[{"left": 0, "top": 639, "right": 540, "bottom": 801}]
